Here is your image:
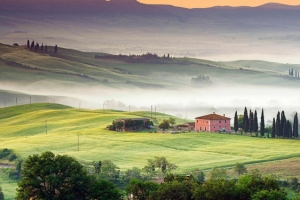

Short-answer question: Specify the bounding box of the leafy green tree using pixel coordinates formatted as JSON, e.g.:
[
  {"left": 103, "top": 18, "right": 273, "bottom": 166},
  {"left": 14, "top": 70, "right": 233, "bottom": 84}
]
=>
[
  {"left": 189, "top": 168, "right": 205, "bottom": 183},
  {"left": 271, "top": 118, "right": 276, "bottom": 138},
  {"left": 144, "top": 157, "right": 177, "bottom": 175},
  {"left": 150, "top": 181, "right": 193, "bottom": 200},
  {"left": 98, "top": 160, "right": 120, "bottom": 184},
  {"left": 126, "top": 179, "right": 159, "bottom": 200},
  {"left": 124, "top": 119, "right": 134, "bottom": 130},
  {"left": 233, "top": 162, "right": 247, "bottom": 176},
  {"left": 168, "top": 117, "right": 176, "bottom": 127},
  {"left": 88, "top": 179, "right": 122, "bottom": 200},
  {"left": 0, "top": 187, "right": 4, "bottom": 200},
  {"left": 243, "top": 107, "right": 249, "bottom": 132},
  {"left": 207, "top": 167, "right": 228, "bottom": 180},
  {"left": 253, "top": 110, "right": 258, "bottom": 133},
  {"left": 158, "top": 120, "right": 170, "bottom": 131},
  {"left": 234, "top": 111, "right": 238, "bottom": 133},
  {"left": 16, "top": 151, "right": 91, "bottom": 200},
  {"left": 115, "top": 120, "right": 124, "bottom": 131},
  {"left": 260, "top": 109, "right": 265, "bottom": 137},
  {"left": 124, "top": 167, "right": 143, "bottom": 180},
  {"left": 251, "top": 189, "right": 287, "bottom": 200},
  {"left": 293, "top": 112, "right": 298, "bottom": 138}
]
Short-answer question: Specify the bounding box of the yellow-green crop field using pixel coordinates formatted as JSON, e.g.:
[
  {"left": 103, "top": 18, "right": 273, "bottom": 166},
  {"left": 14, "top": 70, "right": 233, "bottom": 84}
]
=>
[{"left": 2, "top": 103, "right": 300, "bottom": 199}]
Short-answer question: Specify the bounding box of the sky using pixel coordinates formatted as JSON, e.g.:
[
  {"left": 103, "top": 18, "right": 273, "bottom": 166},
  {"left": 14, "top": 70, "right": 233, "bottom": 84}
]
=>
[{"left": 138, "top": 0, "right": 300, "bottom": 8}]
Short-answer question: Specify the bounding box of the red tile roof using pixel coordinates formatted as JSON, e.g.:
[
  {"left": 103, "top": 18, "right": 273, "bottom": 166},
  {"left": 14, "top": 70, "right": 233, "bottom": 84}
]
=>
[{"left": 195, "top": 113, "right": 231, "bottom": 120}]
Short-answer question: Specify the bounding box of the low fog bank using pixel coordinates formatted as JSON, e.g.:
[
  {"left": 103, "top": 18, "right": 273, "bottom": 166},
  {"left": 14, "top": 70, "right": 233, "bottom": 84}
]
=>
[{"left": 1, "top": 83, "right": 300, "bottom": 125}]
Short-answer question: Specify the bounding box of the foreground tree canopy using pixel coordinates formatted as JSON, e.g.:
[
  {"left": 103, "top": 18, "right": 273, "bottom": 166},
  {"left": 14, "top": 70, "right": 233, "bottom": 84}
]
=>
[{"left": 16, "top": 151, "right": 121, "bottom": 200}]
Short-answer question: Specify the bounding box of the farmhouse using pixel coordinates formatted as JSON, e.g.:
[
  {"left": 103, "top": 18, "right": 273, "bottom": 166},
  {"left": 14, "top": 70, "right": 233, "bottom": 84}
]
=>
[
  {"left": 195, "top": 112, "right": 231, "bottom": 132},
  {"left": 175, "top": 122, "right": 195, "bottom": 131}
]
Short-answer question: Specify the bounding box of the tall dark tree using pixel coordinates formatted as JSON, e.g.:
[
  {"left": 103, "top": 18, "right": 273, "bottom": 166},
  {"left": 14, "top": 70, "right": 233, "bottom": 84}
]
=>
[
  {"left": 280, "top": 111, "right": 286, "bottom": 137},
  {"left": 283, "top": 120, "right": 289, "bottom": 138},
  {"left": 243, "top": 107, "right": 249, "bottom": 132},
  {"left": 41, "top": 43, "right": 44, "bottom": 51},
  {"left": 27, "top": 40, "right": 30, "bottom": 49},
  {"left": 293, "top": 112, "right": 298, "bottom": 138},
  {"left": 289, "top": 121, "right": 293, "bottom": 138},
  {"left": 30, "top": 41, "right": 34, "bottom": 50},
  {"left": 34, "top": 43, "right": 39, "bottom": 52},
  {"left": 234, "top": 111, "right": 238, "bottom": 133},
  {"left": 291, "top": 68, "right": 294, "bottom": 76},
  {"left": 271, "top": 118, "right": 276, "bottom": 138},
  {"left": 260, "top": 109, "right": 265, "bottom": 137},
  {"left": 54, "top": 45, "right": 58, "bottom": 53},
  {"left": 253, "top": 110, "right": 258, "bottom": 133},
  {"left": 275, "top": 111, "right": 281, "bottom": 137},
  {"left": 45, "top": 45, "right": 48, "bottom": 52},
  {"left": 249, "top": 110, "right": 253, "bottom": 133}
]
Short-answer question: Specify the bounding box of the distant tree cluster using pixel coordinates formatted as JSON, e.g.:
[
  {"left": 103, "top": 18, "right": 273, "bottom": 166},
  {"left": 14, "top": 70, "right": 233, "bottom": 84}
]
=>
[
  {"left": 234, "top": 107, "right": 261, "bottom": 136},
  {"left": 26, "top": 40, "right": 58, "bottom": 54},
  {"left": 272, "top": 111, "right": 298, "bottom": 138},
  {"left": 95, "top": 53, "right": 190, "bottom": 65},
  {"left": 191, "top": 75, "right": 212, "bottom": 86},
  {"left": 107, "top": 119, "right": 153, "bottom": 131},
  {"left": 288, "top": 68, "right": 300, "bottom": 78},
  {"left": 234, "top": 107, "right": 298, "bottom": 139}
]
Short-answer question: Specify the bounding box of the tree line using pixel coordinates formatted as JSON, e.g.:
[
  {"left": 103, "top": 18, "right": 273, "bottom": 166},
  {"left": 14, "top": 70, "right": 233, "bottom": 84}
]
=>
[
  {"left": 26, "top": 40, "right": 58, "bottom": 54},
  {"left": 289, "top": 68, "right": 300, "bottom": 78},
  {"left": 234, "top": 107, "right": 298, "bottom": 138},
  {"left": 11, "top": 151, "right": 292, "bottom": 200}
]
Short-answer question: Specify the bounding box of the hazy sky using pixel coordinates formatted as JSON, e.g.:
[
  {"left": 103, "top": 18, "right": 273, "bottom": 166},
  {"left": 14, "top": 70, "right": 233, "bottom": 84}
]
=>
[{"left": 138, "top": 0, "right": 300, "bottom": 8}]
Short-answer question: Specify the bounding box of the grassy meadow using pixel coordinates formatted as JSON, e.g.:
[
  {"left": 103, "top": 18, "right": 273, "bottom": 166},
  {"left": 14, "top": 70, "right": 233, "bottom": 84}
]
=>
[{"left": 2, "top": 103, "right": 300, "bottom": 198}]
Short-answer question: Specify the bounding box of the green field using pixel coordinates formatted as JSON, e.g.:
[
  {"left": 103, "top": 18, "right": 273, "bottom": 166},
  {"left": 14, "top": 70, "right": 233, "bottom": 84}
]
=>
[{"left": 2, "top": 103, "right": 300, "bottom": 198}]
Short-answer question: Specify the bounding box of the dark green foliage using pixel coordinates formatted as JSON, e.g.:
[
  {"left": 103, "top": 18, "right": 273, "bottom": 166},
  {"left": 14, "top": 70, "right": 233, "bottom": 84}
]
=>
[
  {"left": 272, "top": 118, "right": 276, "bottom": 138},
  {"left": 253, "top": 110, "right": 258, "bottom": 133},
  {"left": 168, "top": 117, "right": 176, "bottom": 127},
  {"left": 98, "top": 160, "right": 120, "bottom": 185},
  {"left": 280, "top": 111, "right": 286, "bottom": 137},
  {"left": 93, "top": 161, "right": 102, "bottom": 174},
  {"left": 16, "top": 151, "right": 91, "bottom": 200},
  {"left": 0, "top": 148, "right": 18, "bottom": 161},
  {"left": 260, "top": 109, "right": 265, "bottom": 137},
  {"left": 30, "top": 41, "right": 34, "bottom": 50},
  {"left": 88, "top": 179, "right": 122, "bottom": 200},
  {"left": 276, "top": 112, "right": 281, "bottom": 137},
  {"left": 158, "top": 120, "right": 170, "bottom": 131},
  {"left": 191, "top": 75, "right": 212, "bottom": 86},
  {"left": 293, "top": 113, "right": 298, "bottom": 138},
  {"left": 45, "top": 45, "right": 48, "bottom": 52},
  {"left": 41, "top": 43, "right": 44, "bottom": 51},
  {"left": 251, "top": 189, "right": 287, "bottom": 200},
  {"left": 0, "top": 187, "right": 4, "bottom": 200},
  {"left": 26, "top": 40, "right": 30, "bottom": 49},
  {"left": 249, "top": 110, "right": 253, "bottom": 133},
  {"left": 290, "top": 177, "right": 299, "bottom": 191},
  {"left": 126, "top": 179, "right": 159, "bottom": 200},
  {"left": 143, "top": 157, "right": 177, "bottom": 175},
  {"left": 151, "top": 180, "right": 194, "bottom": 200},
  {"left": 238, "top": 115, "right": 244, "bottom": 129},
  {"left": 289, "top": 122, "right": 293, "bottom": 138},
  {"left": 243, "top": 107, "right": 249, "bottom": 132},
  {"left": 189, "top": 168, "right": 205, "bottom": 183},
  {"left": 54, "top": 45, "right": 58, "bottom": 53},
  {"left": 207, "top": 167, "right": 228, "bottom": 180},
  {"left": 234, "top": 111, "right": 238, "bottom": 132}
]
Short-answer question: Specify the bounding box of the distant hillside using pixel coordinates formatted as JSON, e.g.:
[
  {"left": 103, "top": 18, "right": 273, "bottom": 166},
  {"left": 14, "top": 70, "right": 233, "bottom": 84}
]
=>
[{"left": 1, "top": 1, "right": 300, "bottom": 62}]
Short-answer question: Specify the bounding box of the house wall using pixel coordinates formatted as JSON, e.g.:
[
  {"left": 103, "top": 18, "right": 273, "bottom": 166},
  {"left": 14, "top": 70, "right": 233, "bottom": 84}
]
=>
[
  {"left": 195, "top": 119, "right": 231, "bottom": 132},
  {"left": 195, "top": 119, "right": 210, "bottom": 132}
]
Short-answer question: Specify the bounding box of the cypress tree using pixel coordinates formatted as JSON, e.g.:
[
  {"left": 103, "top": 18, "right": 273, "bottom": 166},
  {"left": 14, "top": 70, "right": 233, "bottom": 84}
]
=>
[
  {"left": 27, "top": 40, "right": 30, "bottom": 49},
  {"left": 289, "top": 69, "right": 291, "bottom": 76},
  {"left": 293, "top": 113, "right": 298, "bottom": 138},
  {"left": 249, "top": 110, "right": 253, "bottom": 133},
  {"left": 243, "top": 107, "right": 249, "bottom": 132},
  {"left": 271, "top": 117, "right": 276, "bottom": 138},
  {"left": 41, "top": 43, "right": 44, "bottom": 51},
  {"left": 283, "top": 120, "right": 289, "bottom": 138},
  {"left": 275, "top": 111, "right": 281, "bottom": 137},
  {"left": 289, "top": 121, "right": 293, "bottom": 138},
  {"left": 30, "top": 41, "right": 35, "bottom": 50},
  {"left": 253, "top": 110, "right": 258, "bottom": 133},
  {"left": 292, "top": 68, "right": 294, "bottom": 76},
  {"left": 234, "top": 111, "right": 238, "bottom": 133},
  {"left": 260, "top": 109, "right": 265, "bottom": 137},
  {"left": 280, "top": 111, "right": 286, "bottom": 136},
  {"left": 54, "top": 45, "right": 58, "bottom": 53},
  {"left": 45, "top": 45, "right": 48, "bottom": 52}
]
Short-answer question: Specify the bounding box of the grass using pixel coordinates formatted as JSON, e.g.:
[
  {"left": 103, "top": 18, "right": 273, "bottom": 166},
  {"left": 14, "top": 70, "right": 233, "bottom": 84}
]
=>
[{"left": 3, "top": 103, "right": 300, "bottom": 198}]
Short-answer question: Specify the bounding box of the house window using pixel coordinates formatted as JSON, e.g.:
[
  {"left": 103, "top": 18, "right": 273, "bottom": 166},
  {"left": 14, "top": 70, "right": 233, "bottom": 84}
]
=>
[
  {"left": 200, "top": 127, "right": 202, "bottom": 131},
  {"left": 197, "top": 120, "right": 198, "bottom": 123},
  {"left": 214, "top": 126, "right": 215, "bottom": 128},
  {"left": 206, "top": 121, "right": 208, "bottom": 124},
  {"left": 219, "top": 121, "right": 221, "bottom": 123}
]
